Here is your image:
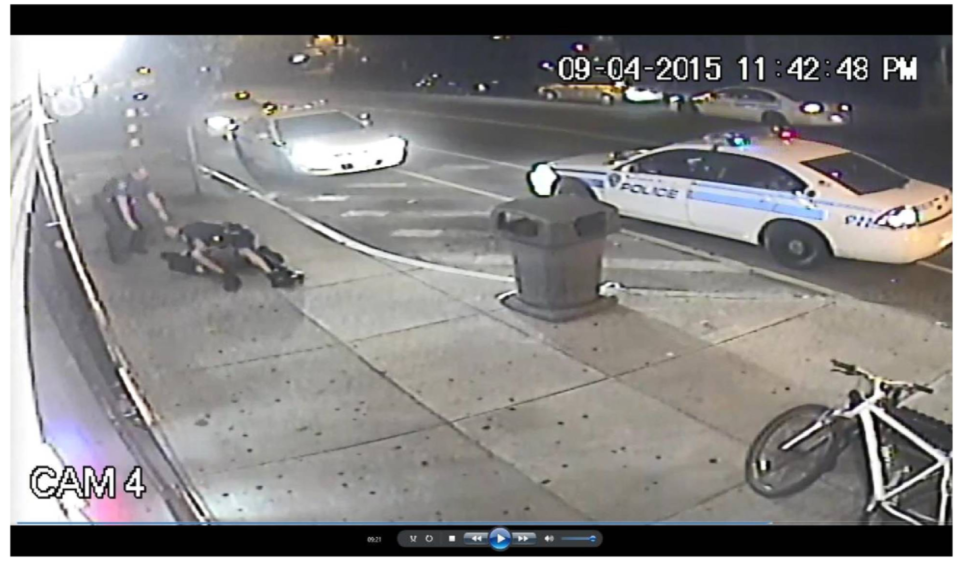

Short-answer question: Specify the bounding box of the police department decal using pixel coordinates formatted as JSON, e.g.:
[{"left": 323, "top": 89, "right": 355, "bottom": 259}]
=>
[{"left": 620, "top": 182, "right": 679, "bottom": 199}]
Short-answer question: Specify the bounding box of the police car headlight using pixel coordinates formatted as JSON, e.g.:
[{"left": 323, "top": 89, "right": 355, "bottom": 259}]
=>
[
  {"left": 528, "top": 163, "right": 559, "bottom": 197},
  {"left": 876, "top": 206, "right": 920, "bottom": 229},
  {"left": 800, "top": 102, "right": 824, "bottom": 114}
]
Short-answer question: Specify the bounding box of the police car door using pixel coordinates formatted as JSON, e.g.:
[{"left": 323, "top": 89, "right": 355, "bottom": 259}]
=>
[
  {"left": 687, "top": 153, "right": 816, "bottom": 240},
  {"left": 606, "top": 149, "right": 696, "bottom": 226}
]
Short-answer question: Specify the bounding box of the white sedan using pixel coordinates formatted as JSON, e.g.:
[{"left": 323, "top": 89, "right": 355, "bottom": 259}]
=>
[
  {"left": 683, "top": 86, "right": 852, "bottom": 127},
  {"left": 239, "top": 108, "right": 408, "bottom": 176},
  {"left": 528, "top": 127, "right": 951, "bottom": 269}
]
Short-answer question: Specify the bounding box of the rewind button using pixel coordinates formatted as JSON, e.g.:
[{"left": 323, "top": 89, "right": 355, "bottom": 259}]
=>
[{"left": 464, "top": 532, "right": 489, "bottom": 545}]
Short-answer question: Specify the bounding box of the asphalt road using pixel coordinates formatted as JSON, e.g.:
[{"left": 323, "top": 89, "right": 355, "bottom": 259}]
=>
[{"left": 50, "top": 78, "right": 952, "bottom": 321}]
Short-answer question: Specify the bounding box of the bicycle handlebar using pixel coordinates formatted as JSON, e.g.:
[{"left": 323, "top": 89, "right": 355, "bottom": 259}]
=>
[{"left": 830, "top": 359, "right": 934, "bottom": 394}]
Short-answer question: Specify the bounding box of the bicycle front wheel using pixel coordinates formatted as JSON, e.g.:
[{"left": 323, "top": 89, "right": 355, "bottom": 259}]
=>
[{"left": 746, "top": 404, "right": 842, "bottom": 498}]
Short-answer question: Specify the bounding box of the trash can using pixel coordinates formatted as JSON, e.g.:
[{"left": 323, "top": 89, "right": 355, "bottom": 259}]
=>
[{"left": 491, "top": 193, "right": 620, "bottom": 322}]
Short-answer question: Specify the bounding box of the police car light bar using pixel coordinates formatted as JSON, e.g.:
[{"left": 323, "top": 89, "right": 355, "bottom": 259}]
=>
[{"left": 702, "top": 132, "right": 752, "bottom": 147}]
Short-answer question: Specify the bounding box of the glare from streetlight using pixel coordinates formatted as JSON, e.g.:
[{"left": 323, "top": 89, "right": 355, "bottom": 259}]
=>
[{"left": 24, "top": 35, "right": 126, "bottom": 90}]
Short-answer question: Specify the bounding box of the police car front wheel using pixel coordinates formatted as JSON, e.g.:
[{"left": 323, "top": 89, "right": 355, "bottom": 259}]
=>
[{"left": 763, "top": 221, "right": 830, "bottom": 270}]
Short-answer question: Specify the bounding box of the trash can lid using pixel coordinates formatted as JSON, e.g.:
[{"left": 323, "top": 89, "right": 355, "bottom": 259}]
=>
[{"left": 492, "top": 196, "right": 616, "bottom": 224}]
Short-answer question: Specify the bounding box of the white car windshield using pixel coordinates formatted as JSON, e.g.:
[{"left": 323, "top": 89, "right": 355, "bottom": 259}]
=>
[
  {"left": 802, "top": 152, "right": 910, "bottom": 194},
  {"left": 276, "top": 112, "right": 363, "bottom": 141}
]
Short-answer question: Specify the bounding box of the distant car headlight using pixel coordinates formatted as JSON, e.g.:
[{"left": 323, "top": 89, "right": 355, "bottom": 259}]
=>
[
  {"left": 838, "top": 102, "right": 852, "bottom": 112},
  {"left": 289, "top": 53, "right": 309, "bottom": 65},
  {"left": 828, "top": 113, "right": 845, "bottom": 124},
  {"left": 528, "top": 163, "right": 559, "bottom": 197},
  {"left": 876, "top": 206, "right": 920, "bottom": 229},
  {"left": 800, "top": 102, "right": 824, "bottom": 114}
]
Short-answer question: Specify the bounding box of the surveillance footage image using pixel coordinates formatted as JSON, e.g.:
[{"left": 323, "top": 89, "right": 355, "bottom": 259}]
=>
[{"left": 8, "top": 12, "right": 953, "bottom": 558}]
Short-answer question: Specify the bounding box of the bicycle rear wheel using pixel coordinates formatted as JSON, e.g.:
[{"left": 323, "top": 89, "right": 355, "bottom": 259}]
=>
[{"left": 746, "top": 404, "right": 842, "bottom": 498}]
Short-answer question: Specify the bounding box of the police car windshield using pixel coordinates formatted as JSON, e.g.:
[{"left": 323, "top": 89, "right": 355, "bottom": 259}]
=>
[
  {"left": 276, "top": 112, "right": 363, "bottom": 140},
  {"left": 802, "top": 152, "right": 909, "bottom": 195}
]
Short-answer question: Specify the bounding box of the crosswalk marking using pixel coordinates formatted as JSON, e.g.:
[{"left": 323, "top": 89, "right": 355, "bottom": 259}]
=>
[
  {"left": 344, "top": 182, "right": 408, "bottom": 188},
  {"left": 391, "top": 229, "right": 444, "bottom": 238},
  {"left": 304, "top": 195, "right": 350, "bottom": 202},
  {"left": 341, "top": 210, "right": 390, "bottom": 217}
]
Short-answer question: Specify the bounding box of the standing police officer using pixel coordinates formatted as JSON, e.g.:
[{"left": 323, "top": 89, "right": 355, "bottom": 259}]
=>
[{"left": 96, "top": 165, "right": 172, "bottom": 264}]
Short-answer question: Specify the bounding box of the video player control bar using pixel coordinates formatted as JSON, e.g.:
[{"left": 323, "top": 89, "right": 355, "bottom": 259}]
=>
[{"left": 397, "top": 529, "right": 602, "bottom": 549}]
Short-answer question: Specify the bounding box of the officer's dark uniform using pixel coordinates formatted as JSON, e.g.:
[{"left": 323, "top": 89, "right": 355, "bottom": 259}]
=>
[
  {"left": 162, "top": 222, "right": 303, "bottom": 291},
  {"left": 96, "top": 174, "right": 152, "bottom": 264}
]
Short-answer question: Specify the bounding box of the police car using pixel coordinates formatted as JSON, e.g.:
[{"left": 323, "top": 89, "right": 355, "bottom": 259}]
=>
[
  {"left": 528, "top": 127, "right": 951, "bottom": 269},
  {"left": 683, "top": 86, "right": 852, "bottom": 127}
]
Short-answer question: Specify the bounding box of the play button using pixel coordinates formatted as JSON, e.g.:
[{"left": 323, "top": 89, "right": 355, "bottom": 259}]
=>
[{"left": 489, "top": 528, "right": 512, "bottom": 551}]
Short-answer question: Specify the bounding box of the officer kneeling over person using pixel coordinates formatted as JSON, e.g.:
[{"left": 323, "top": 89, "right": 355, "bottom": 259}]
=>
[{"left": 162, "top": 221, "right": 304, "bottom": 291}]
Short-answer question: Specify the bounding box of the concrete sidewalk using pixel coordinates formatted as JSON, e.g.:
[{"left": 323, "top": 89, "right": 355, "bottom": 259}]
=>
[{"left": 55, "top": 135, "right": 951, "bottom": 524}]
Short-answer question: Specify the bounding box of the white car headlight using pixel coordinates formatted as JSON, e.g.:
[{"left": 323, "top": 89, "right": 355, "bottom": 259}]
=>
[
  {"left": 205, "top": 116, "right": 235, "bottom": 132},
  {"left": 528, "top": 163, "right": 559, "bottom": 197},
  {"left": 378, "top": 136, "right": 407, "bottom": 152},
  {"left": 800, "top": 102, "right": 824, "bottom": 114}
]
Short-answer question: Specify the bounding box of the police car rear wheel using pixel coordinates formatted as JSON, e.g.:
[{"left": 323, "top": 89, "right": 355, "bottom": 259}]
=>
[
  {"left": 600, "top": 94, "right": 615, "bottom": 106},
  {"left": 543, "top": 90, "right": 558, "bottom": 101},
  {"left": 764, "top": 222, "right": 829, "bottom": 270}
]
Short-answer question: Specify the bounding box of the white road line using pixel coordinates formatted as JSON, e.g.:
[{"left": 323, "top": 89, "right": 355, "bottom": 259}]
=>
[
  {"left": 344, "top": 182, "right": 409, "bottom": 188},
  {"left": 437, "top": 163, "right": 492, "bottom": 171},
  {"left": 304, "top": 195, "right": 350, "bottom": 202},
  {"left": 391, "top": 229, "right": 444, "bottom": 238},
  {"left": 414, "top": 144, "right": 528, "bottom": 170},
  {"left": 424, "top": 253, "right": 738, "bottom": 272},
  {"left": 341, "top": 210, "right": 390, "bottom": 218},
  {"left": 349, "top": 105, "right": 659, "bottom": 145},
  {"left": 343, "top": 209, "right": 491, "bottom": 219},
  {"left": 396, "top": 169, "right": 511, "bottom": 202},
  {"left": 918, "top": 261, "right": 952, "bottom": 275}
]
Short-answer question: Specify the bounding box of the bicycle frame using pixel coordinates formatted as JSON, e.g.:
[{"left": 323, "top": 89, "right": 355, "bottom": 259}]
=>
[{"left": 780, "top": 386, "right": 952, "bottom": 525}]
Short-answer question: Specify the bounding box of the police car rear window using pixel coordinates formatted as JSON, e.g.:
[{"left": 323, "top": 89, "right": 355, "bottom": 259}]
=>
[{"left": 802, "top": 153, "right": 909, "bottom": 195}]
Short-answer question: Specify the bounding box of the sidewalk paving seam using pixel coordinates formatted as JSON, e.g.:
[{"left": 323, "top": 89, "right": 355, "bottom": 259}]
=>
[
  {"left": 153, "top": 343, "right": 341, "bottom": 380},
  {"left": 275, "top": 288, "right": 595, "bottom": 521},
  {"left": 192, "top": 421, "right": 448, "bottom": 479}
]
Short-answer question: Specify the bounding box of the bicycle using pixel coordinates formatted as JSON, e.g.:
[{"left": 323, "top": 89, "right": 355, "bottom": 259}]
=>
[{"left": 745, "top": 359, "right": 952, "bottom": 525}]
